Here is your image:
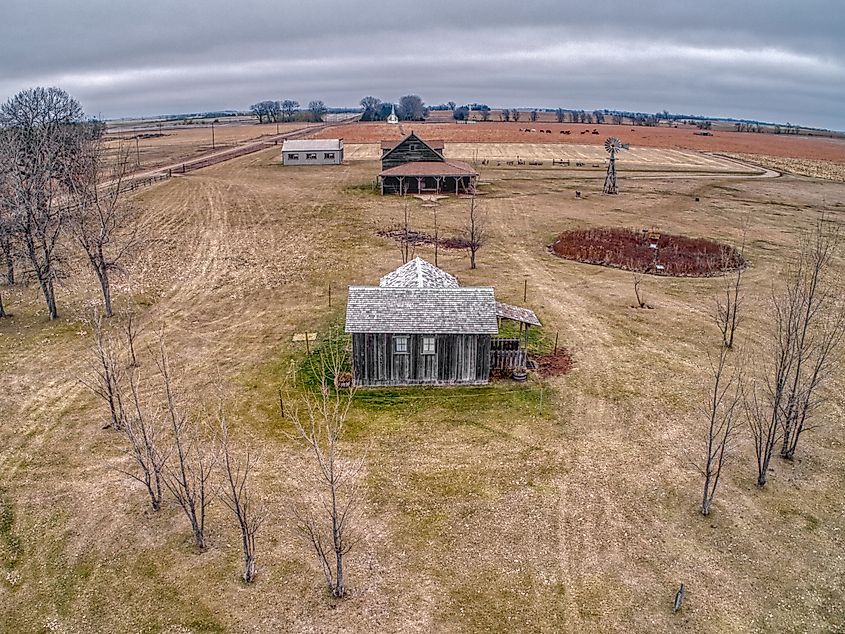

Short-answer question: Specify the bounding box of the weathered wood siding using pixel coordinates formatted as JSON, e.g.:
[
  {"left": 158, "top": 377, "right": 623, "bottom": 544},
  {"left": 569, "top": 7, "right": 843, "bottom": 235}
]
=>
[
  {"left": 352, "top": 333, "right": 491, "bottom": 386},
  {"left": 381, "top": 136, "right": 444, "bottom": 170}
]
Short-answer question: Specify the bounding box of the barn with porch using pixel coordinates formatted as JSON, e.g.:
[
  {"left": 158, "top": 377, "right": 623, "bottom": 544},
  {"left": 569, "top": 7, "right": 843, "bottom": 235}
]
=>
[
  {"left": 345, "top": 257, "right": 540, "bottom": 386},
  {"left": 378, "top": 133, "right": 478, "bottom": 195}
]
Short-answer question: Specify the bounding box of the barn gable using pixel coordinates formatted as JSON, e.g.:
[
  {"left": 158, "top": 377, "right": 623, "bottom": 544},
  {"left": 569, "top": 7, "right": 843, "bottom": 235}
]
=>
[{"left": 381, "top": 133, "right": 446, "bottom": 170}]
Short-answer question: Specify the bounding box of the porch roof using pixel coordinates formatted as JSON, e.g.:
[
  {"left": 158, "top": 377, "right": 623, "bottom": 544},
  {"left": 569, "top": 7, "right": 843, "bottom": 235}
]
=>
[
  {"left": 495, "top": 301, "right": 541, "bottom": 326},
  {"left": 379, "top": 160, "right": 478, "bottom": 178}
]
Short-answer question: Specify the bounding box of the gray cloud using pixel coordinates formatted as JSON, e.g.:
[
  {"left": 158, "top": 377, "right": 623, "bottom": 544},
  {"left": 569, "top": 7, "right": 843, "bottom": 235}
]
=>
[{"left": 1, "top": 1, "right": 843, "bottom": 128}]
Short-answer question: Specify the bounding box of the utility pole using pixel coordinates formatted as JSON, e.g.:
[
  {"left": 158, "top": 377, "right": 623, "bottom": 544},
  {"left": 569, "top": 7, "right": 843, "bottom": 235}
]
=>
[
  {"left": 135, "top": 136, "right": 140, "bottom": 168},
  {"left": 434, "top": 204, "right": 439, "bottom": 267},
  {"left": 211, "top": 121, "right": 215, "bottom": 150}
]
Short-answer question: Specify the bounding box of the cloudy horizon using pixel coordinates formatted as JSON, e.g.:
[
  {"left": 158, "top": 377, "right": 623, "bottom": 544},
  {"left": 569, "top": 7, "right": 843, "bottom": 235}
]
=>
[{"left": 2, "top": 0, "right": 843, "bottom": 130}]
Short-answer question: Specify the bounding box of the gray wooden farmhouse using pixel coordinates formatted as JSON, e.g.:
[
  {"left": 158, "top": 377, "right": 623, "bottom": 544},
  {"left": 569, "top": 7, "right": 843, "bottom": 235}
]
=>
[
  {"left": 281, "top": 139, "right": 343, "bottom": 165},
  {"left": 378, "top": 133, "right": 478, "bottom": 195},
  {"left": 345, "top": 258, "right": 540, "bottom": 386}
]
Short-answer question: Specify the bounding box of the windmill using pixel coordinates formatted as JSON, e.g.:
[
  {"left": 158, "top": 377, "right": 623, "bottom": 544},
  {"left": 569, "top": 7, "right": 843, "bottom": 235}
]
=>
[{"left": 603, "top": 137, "right": 629, "bottom": 194}]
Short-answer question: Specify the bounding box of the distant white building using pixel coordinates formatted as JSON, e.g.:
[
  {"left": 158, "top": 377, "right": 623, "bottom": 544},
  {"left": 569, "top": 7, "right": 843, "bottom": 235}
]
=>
[
  {"left": 281, "top": 139, "right": 343, "bottom": 166},
  {"left": 387, "top": 105, "right": 399, "bottom": 124}
]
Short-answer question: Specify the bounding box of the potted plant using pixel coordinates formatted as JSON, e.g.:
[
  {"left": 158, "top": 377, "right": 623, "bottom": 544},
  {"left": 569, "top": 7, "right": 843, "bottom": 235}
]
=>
[{"left": 512, "top": 366, "right": 528, "bottom": 382}]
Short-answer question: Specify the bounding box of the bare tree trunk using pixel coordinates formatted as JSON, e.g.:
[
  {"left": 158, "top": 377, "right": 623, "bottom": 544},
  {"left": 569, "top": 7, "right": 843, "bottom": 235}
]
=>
[
  {"left": 2, "top": 249, "right": 12, "bottom": 285},
  {"left": 94, "top": 260, "right": 113, "bottom": 318},
  {"left": 714, "top": 251, "right": 744, "bottom": 348},
  {"left": 465, "top": 195, "right": 486, "bottom": 270},
  {"left": 122, "top": 369, "right": 168, "bottom": 511},
  {"left": 157, "top": 342, "right": 215, "bottom": 550},
  {"left": 83, "top": 313, "right": 125, "bottom": 430},
  {"left": 287, "top": 330, "right": 361, "bottom": 599},
  {"left": 220, "top": 417, "right": 265, "bottom": 583},
  {"left": 0, "top": 289, "right": 5, "bottom": 318},
  {"left": 697, "top": 347, "right": 742, "bottom": 515}
]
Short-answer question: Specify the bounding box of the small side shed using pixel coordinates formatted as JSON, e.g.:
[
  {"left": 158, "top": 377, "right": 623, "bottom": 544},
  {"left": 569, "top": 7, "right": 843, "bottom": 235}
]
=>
[{"left": 281, "top": 139, "right": 343, "bottom": 165}]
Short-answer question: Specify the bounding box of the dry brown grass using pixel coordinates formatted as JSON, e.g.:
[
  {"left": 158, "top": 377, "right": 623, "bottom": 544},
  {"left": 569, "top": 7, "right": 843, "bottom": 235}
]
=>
[
  {"left": 1, "top": 150, "right": 844, "bottom": 633},
  {"left": 722, "top": 153, "right": 845, "bottom": 182},
  {"left": 103, "top": 122, "right": 317, "bottom": 174}
]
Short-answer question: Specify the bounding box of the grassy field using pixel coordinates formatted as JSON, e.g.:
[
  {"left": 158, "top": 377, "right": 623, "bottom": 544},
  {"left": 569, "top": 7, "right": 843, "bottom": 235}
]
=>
[{"left": 1, "top": 148, "right": 844, "bottom": 633}]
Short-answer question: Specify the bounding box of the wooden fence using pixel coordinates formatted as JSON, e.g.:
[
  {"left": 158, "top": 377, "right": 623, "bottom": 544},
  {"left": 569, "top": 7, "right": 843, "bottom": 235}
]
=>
[
  {"left": 490, "top": 348, "right": 527, "bottom": 371},
  {"left": 491, "top": 339, "right": 526, "bottom": 370}
]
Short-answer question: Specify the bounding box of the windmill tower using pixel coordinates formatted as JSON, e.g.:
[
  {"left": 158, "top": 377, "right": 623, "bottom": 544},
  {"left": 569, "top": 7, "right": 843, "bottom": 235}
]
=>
[{"left": 603, "top": 137, "right": 629, "bottom": 194}]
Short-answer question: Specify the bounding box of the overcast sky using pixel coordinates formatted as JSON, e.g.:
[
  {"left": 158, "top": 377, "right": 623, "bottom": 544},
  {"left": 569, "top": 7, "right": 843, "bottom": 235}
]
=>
[{"left": 2, "top": 1, "right": 843, "bottom": 129}]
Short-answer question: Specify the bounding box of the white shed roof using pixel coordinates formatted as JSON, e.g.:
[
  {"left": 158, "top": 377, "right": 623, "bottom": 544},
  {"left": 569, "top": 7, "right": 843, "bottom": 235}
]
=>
[{"left": 282, "top": 139, "right": 343, "bottom": 152}]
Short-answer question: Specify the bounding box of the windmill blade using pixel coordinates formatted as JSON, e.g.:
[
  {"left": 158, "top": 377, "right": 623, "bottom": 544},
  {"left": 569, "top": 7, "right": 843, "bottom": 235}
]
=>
[{"left": 604, "top": 137, "right": 625, "bottom": 153}]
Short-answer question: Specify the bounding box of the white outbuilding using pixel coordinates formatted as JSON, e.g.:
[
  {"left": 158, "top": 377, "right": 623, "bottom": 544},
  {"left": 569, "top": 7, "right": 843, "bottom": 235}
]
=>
[{"left": 281, "top": 139, "right": 344, "bottom": 166}]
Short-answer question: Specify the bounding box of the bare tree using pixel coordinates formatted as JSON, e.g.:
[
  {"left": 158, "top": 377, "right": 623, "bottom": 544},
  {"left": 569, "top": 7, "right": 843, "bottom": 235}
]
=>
[
  {"left": 500, "top": 109, "right": 510, "bottom": 122},
  {"left": 713, "top": 247, "right": 744, "bottom": 348},
  {"left": 746, "top": 219, "right": 843, "bottom": 486},
  {"left": 157, "top": 343, "right": 216, "bottom": 550},
  {"left": 632, "top": 273, "right": 649, "bottom": 309},
  {"left": 83, "top": 313, "right": 126, "bottom": 430},
  {"left": 696, "top": 347, "right": 743, "bottom": 515},
  {"left": 124, "top": 307, "right": 142, "bottom": 368},
  {"left": 464, "top": 195, "right": 486, "bottom": 270},
  {"left": 308, "top": 100, "right": 327, "bottom": 123},
  {"left": 281, "top": 100, "right": 299, "bottom": 122},
  {"left": 0, "top": 193, "right": 14, "bottom": 285},
  {"left": 70, "top": 139, "right": 141, "bottom": 318},
  {"left": 398, "top": 197, "right": 415, "bottom": 264},
  {"left": 530, "top": 110, "right": 538, "bottom": 122},
  {"left": 287, "top": 338, "right": 361, "bottom": 598},
  {"left": 511, "top": 109, "right": 521, "bottom": 122},
  {"left": 398, "top": 95, "right": 426, "bottom": 121},
  {"left": 778, "top": 220, "right": 843, "bottom": 460},
  {"left": 122, "top": 368, "right": 169, "bottom": 511},
  {"left": 0, "top": 87, "right": 86, "bottom": 320},
  {"left": 220, "top": 416, "right": 266, "bottom": 583}
]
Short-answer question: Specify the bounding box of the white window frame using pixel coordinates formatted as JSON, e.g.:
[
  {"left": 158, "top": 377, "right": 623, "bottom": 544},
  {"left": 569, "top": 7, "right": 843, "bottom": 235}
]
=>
[
  {"left": 324, "top": 152, "right": 335, "bottom": 160},
  {"left": 305, "top": 152, "right": 318, "bottom": 160},
  {"left": 393, "top": 336, "right": 409, "bottom": 354},
  {"left": 288, "top": 153, "right": 299, "bottom": 160},
  {"left": 422, "top": 336, "right": 435, "bottom": 355}
]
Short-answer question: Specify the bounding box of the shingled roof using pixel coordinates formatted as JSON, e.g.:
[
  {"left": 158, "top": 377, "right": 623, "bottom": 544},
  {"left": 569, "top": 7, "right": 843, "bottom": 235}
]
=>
[
  {"left": 345, "top": 287, "right": 498, "bottom": 334},
  {"left": 346, "top": 258, "right": 497, "bottom": 334},
  {"left": 380, "top": 257, "right": 459, "bottom": 289}
]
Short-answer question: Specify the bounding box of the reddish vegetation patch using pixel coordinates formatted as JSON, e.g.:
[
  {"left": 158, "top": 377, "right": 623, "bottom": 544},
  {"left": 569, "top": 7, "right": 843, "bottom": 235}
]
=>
[
  {"left": 313, "top": 122, "right": 845, "bottom": 163},
  {"left": 377, "top": 228, "right": 470, "bottom": 249},
  {"left": 550, "top": 227, "right": 745, "bottom": 277},
  {"left": 534, "top": 349, "right": 574, "bottom": 377}
]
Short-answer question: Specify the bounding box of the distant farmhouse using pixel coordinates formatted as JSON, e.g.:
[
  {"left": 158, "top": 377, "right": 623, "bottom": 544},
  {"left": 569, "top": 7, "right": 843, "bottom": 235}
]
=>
[
  {"left": 378, "top": 133, "right": 478, "bottom": 195},
  {"left": 281, "top": 139, "right": 343, "bottom": 166},
  {"left": 345, "top": 257, "right": 540, "bottom": 386}
]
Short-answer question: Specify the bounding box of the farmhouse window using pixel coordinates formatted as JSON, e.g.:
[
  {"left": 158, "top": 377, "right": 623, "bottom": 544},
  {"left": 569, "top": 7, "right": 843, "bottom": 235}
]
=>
[
  {"left": 306, "top": 153, "right": 317, "bottom": 160},
  {"left": 393, "top": 336, "right": 409, "bottom": 354},
  {"left": 324, "top": 152, "right": 335, "bottom": 160},
  {"left": 408, "top": 143, "right": 418, "bottom": 150},
  {"left": 422, "top": 336, "right": 435, "bottom": 355},
  {"left": 288, "top": 153, "right": 299, "bottom": 160}
]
